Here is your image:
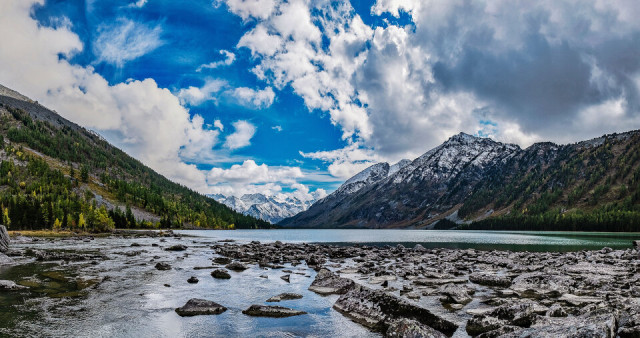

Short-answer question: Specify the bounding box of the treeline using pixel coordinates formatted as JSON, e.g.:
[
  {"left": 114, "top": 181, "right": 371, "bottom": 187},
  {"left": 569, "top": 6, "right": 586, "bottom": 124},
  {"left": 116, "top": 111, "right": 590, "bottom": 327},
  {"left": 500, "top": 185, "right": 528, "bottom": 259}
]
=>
[
  {"left": 0, "top": 105, "right": 271, "bottom": 231},
  {"left": 456, "top": 132, "right": 640, "bottom": 231},
  {"left": 459, "top": 209, "right": 640, "bottom": 232}
]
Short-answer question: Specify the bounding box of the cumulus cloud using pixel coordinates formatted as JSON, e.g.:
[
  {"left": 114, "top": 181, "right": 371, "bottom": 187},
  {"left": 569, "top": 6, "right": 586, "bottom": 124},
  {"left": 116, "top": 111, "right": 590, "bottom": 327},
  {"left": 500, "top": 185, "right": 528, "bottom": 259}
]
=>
[
  {"left": 214, "top": 119, "right": 224, "bottom": 131},
  {"left": 93, "top": 17, "right": 163, "bottom": 67},
  {"left": 300, "top": 143, "right": 383, "bottom": 179},
  {"left": 224, "top": 0, "right": 277, "bottom": 21},
  {"left": 230, "top": 86, "right": 275, "bottom": 109},
  {"left": 177, "top": 78, "right": 226, "bottom": 106},
  {"left": 206, "top": 159, "right": 313, "bottom": 197},
  {"left": 196, "top": 50, "right": 236, "bottom": 71},
  {"left": 224, "top": 120, "right": 256, "bottom": 149}
]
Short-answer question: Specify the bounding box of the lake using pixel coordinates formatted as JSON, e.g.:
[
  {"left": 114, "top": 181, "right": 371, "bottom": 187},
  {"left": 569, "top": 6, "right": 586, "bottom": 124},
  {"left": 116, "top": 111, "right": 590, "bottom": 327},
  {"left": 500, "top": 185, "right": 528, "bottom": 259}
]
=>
[{"left": 177, "top": 229, "right": 640, "bottom": 252}]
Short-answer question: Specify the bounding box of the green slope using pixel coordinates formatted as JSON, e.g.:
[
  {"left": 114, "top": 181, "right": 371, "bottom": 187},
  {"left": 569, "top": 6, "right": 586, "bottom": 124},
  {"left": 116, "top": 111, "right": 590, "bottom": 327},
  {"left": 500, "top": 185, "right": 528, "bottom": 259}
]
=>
[{"left": 0, "top": 87, "right": 270, "bottom": 231}]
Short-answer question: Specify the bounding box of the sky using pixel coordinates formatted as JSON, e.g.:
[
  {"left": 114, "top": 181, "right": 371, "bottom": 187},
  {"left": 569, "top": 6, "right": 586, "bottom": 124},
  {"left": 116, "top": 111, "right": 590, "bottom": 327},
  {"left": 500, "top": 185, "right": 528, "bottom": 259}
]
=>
[{"left": 0, "top": 0, "right": 639, "bottom": 200}]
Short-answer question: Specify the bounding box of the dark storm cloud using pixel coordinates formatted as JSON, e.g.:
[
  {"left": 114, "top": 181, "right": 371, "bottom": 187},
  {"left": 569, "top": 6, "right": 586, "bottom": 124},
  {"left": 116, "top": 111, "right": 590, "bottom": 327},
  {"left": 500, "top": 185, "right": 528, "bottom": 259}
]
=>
[{"left": 427, "top": 5, "right": 640, "bottom": 135}]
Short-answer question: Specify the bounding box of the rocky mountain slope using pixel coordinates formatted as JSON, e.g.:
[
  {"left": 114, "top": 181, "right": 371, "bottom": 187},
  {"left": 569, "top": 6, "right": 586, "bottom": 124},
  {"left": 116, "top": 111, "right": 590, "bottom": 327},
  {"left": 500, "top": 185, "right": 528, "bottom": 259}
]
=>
[
  {"left": 0, "top": 84, "right": 269, "bottom": 230},
  {"left": 280, "top": 131, "right": 640, "bottom": 230},
  {"left": 210, "top": 192, "right": 324, "bottom": 224}
]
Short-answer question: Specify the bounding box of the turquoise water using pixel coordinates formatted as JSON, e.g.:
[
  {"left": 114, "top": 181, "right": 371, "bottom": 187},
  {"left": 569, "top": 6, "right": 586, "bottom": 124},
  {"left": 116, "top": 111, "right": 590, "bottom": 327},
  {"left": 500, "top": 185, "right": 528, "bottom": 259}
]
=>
[{"left": 177, "top": 229, "right": 640, "bottom": 252}]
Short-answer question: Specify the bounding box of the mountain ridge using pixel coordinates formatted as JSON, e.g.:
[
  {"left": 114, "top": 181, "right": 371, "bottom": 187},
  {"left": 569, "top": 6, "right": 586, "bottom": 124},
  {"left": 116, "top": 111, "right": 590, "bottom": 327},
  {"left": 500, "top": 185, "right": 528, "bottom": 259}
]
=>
[{"left": 280, "top": 130, "right": 640, "bottom": 231}]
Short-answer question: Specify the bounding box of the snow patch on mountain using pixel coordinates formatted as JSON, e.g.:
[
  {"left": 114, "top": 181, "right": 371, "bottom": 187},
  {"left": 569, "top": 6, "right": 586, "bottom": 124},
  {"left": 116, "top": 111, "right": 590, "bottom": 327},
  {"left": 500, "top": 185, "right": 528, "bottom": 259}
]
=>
[{"left": 209, "top": 191, "right": 325, "bottom": 224}]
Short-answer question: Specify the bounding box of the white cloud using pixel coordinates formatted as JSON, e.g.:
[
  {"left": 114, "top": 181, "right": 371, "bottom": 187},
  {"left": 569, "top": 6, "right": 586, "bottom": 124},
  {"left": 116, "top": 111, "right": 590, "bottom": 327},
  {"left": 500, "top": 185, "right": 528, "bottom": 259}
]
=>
[
  {"left": 177, "top": 79, "right": 226, "bottom": 106},
  {"left": 224, "top": 0, "right": 277, "bottom": 21},
  {"left": 272, "top": 125, "right": 282, "bottom": 132},
  {"left": 224, "top": 120, "right": 256, "bottom": 149},
  {"left": 300, "top": 143, "right": 383, "bottom": 179},
  {"left": 214, "top": 119, "right": 224, "bottom": 131},
  {"left": 196, "top": 50, "right": 236, "bottom": 71},
  {"left": 128, "top": 0, "right": 148, "bottom": 8},
  {"left": 93, "top": 17, "right": 163, "bottom": 67},
  {"left": 230, "top": 86, "right": 275, "bottom": 109},
  {"left": 206, "top": 159, "right": 311, "bottom": 197}
]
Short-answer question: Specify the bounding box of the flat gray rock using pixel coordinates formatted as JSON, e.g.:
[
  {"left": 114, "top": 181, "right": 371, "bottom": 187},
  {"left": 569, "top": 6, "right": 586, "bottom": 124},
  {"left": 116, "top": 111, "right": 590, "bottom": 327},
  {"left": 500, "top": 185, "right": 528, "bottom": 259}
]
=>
[
  {"left": 175, "top": 298, "right": 227, "bottom": 316},
  {"left": 266, "top": 293, "right": 303, "bottom": 302},
  {"left": 242, "top": 305, "right": 306, "bottom": 317}
]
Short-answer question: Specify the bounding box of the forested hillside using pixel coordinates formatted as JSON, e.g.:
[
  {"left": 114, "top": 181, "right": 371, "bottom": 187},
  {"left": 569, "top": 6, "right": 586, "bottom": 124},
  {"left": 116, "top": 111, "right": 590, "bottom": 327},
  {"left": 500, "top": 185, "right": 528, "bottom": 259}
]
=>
[{"left": 0, "top": 86, "right": 270, "bottom": 231}]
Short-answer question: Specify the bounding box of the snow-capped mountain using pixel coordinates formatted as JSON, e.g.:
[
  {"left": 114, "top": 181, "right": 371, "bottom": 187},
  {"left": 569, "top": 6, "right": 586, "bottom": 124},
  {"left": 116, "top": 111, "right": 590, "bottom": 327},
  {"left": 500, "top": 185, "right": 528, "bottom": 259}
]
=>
[
  {"left": 279, "top": 133, "right": 521, "bottom": 228},
  {"left": 209, "top": 192, "right": 325, "bottom": 224}
]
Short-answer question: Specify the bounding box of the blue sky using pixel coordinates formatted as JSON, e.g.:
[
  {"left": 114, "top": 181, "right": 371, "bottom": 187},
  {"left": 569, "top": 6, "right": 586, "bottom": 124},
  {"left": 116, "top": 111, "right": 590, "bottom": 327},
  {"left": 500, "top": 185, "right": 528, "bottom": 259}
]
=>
[{"left": 1, "top": 0, "right": 639, "bottom": 200}]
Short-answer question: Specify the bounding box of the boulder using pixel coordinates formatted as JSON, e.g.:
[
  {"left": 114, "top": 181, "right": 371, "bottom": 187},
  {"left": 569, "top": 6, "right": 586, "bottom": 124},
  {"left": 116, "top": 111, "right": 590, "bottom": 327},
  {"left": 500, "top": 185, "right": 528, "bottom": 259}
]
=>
[
  {"left": 213, "top": 256, "right": 231, "bottom": 265},
  {"left": 211, "top": 269, "right": 231, "bottom": 279},
  {"left": 469, "top": 272, "right": 512, "bottom": 288},
  {"left": 280, "top": 274, "right": 290, "bottom": 283},
  {"left": 242, "top": 305, "right": 307, "bottom": 317},
  {"left": 266, "top": 293, "right": 303, "bottom": 302},
  {"left": 165, "top": 244, "right": 187, "bottom": 251},
  {"left": 0, "top": 225, "right": 9, "bottom": 252},
  {"left": 175, "top": 298, "right": 227, "bottom": 316},
  {"left": 225, "top": 262, "right": 248, "bottom": 271},
  {"left": 439, "top": 283, "right": 472, "bottom": 305},
  {"left": 187, "top": 276, "right": 199, "bottom": 284},
  {"left": 386, "top": 318, "right": 447, "bottom": 338},
  {"left": 500, "top": 310, "right": 618, "bottom": 337},
  {"left": 155, "top": 262, "right": 171, "bottom": 270},
  {"left": 308, "top": 268, "right": 355, "bottom": 295},
  {"left": 333, "top": 284, "right": 457, "bottom": 336}
]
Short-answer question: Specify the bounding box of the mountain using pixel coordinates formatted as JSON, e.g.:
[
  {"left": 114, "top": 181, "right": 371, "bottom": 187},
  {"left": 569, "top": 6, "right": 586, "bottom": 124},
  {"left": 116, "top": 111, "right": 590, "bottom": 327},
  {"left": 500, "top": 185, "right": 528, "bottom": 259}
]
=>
[
  {"left": 0, "top": 84, "right": 270, "bottom": 231},
  {"left": 210, "top": 192, "right": 324, "bottom": 224},
  {"left": 280, "top": 131, "right": 640, "bottom": 231}
]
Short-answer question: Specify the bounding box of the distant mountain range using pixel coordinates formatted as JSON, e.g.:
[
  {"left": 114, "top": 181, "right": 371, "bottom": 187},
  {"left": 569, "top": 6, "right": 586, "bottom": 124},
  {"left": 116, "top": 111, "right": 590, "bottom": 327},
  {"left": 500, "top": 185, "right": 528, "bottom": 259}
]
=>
[
  {"left": 209, "top": 192, "right": 325, "bottom": 224},
  {"left": 280, "top": 131, "right": 640, "bottom": 231}
]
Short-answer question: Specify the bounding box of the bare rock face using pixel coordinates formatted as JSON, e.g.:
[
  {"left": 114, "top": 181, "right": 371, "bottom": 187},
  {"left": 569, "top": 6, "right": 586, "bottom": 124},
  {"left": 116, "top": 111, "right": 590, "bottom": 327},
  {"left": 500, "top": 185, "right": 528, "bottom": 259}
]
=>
[
  {"left": 242, "top": 305, "right": 306, "bottom": 317},
  {"left": 175, "top": 298, "right": 227, "bottom": 316},
  {"left": 469, "top": 272, "right": 512, "bottom": 288},
  {"left": 0, "top": 225, "right": 9, "bottom": 253}
]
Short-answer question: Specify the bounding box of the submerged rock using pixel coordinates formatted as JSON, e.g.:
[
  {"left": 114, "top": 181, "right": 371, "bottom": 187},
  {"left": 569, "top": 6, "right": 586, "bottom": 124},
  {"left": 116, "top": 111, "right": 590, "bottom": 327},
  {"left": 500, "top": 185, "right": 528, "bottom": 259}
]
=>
[
  {"left": 242, "top": 304, "right": 307, "bottom": 317},
  {"left": 213, "top": 257, "right": 231, "bottom": 265},
  {"left": 266, "top": 293, "right": 303, "bottom": 302},
  {"left": 280, "top": 274, "right": 290, "bottom": 283},
  {"left": 175, "top": 298, "right": 227, "bottom": 316}
]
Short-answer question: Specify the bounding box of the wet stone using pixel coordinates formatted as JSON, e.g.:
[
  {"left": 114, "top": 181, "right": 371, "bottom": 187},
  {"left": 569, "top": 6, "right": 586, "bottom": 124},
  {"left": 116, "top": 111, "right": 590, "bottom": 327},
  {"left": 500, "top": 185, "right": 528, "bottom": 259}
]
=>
[
  {"left": 266, "top": 293, "right": 303, "bottom": 302},
  {"left": 211, "top": 269, "right": 231, "bottom": 279},
  {"left": 175, "top": 298, "right": 227, "bottom": 316},
  {"left": 154, "top": 262, "right": 171, "bottom": 270},
  {"left": 242, "top": 304, "right": 306, "bottom": 318}
]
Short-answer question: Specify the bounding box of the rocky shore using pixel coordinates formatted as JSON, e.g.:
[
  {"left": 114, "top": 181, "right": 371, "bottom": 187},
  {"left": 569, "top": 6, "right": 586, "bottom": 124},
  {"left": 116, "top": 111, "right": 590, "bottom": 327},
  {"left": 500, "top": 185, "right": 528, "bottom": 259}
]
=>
[
  {"left": 2, "top": 231, "right": 640, "bottom": 337},
  {"left": 211, "top": 240, "right": 640, "bottom": 337}
]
